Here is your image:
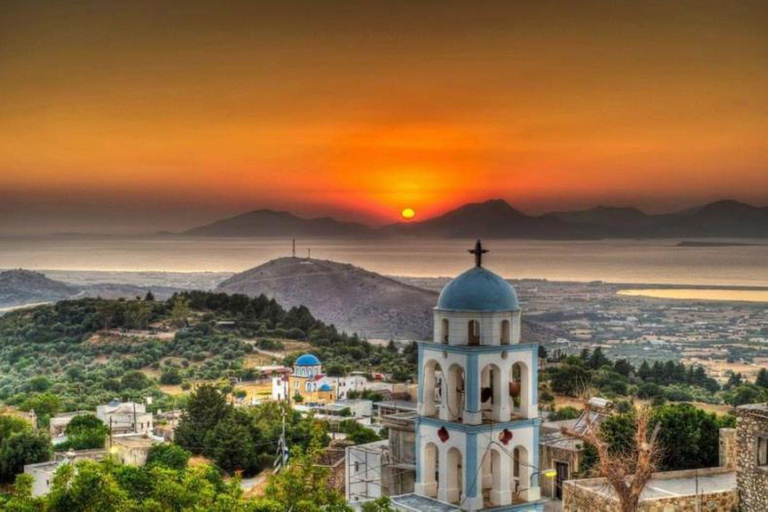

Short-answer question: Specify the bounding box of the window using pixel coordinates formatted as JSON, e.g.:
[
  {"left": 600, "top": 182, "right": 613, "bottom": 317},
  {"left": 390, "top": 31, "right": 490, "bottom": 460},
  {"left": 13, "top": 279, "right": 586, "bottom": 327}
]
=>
[
  {"left": 468, "top": 320, "right": 480, "bottom": 345},
  {"left": 758, "top": 435, "right": 768, "bottom": 467},
  {"left": 441, "top": 318, "right": 450, "bottom": 344}
]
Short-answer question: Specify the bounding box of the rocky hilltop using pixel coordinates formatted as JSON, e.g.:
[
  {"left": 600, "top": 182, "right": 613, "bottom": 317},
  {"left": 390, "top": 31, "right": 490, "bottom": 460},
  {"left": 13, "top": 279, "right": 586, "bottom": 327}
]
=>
[
  {"left": 217, "top": 257, "right": 434, "bottom": 339},
  {"left": 0, "top": 269, "right": 78, "bottom": 309},
  {"left": 217, "top": 257, "right": 548, "bottom": 342}
]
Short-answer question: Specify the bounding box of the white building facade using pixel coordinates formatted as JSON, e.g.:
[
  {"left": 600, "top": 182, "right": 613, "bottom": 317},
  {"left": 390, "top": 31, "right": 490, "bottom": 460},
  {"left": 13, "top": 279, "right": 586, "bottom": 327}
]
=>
[
  {"left": 96, "top": 401, "right": 153, "bottom": 435},
  {"left": 395, "top": 241, "right": 544, "bottom": 512}
]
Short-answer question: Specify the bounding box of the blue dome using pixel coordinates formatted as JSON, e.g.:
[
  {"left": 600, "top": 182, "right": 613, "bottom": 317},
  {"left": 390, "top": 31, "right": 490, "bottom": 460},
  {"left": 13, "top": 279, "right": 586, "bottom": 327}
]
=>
[
  {"left": 318, "top": 383, "right": 333, "bottom": 392},
  {"left": 295, "top": 354, "right": 321, "bottom": 366},
  {"left": 436, "top": 266, "right": 519, "bottom": 312}
]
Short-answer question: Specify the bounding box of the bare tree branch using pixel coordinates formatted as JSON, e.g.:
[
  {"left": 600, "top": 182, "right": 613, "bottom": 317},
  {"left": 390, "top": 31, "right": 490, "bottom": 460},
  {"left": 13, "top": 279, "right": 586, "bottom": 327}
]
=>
[{"left": 563, "top": 406, "right": 661, "bottom": 512}]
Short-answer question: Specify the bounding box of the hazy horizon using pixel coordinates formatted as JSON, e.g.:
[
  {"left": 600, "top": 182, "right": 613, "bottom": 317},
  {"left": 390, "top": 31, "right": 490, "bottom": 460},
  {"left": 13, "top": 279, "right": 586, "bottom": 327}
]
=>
[{"left": 2, "top": 196, "right": 767, "bottom": 237}]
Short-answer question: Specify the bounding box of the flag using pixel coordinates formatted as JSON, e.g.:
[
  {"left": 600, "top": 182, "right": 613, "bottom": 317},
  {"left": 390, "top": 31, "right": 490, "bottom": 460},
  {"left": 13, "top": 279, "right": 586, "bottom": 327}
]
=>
[{"left": 273, "top": 434, "right": 289, "bottom": 473}]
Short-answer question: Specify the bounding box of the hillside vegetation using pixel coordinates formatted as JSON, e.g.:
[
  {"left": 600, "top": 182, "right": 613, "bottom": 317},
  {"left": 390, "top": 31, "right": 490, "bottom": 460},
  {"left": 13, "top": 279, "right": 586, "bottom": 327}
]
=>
[{"left": 0, "top": 292, "right": 417, "bottom": 420}]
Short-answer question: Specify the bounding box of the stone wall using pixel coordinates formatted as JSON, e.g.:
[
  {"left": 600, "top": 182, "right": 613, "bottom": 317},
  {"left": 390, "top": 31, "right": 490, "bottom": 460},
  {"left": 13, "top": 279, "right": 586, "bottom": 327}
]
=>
[
  {"left": 719, "top": 428, "right": 737, "bottom": 469},
  {"left": 736, "top": 404, "right": 768, "bottom": 512},
  {"left": 563, "top": 468, "right": 738, "bottom": 512}
]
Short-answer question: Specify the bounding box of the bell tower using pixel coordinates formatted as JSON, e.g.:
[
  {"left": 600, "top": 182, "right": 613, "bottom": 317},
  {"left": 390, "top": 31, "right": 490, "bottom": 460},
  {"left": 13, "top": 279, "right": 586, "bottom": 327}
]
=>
[{"left": 411, "top": 241, "right": 542, "bottom": 511}]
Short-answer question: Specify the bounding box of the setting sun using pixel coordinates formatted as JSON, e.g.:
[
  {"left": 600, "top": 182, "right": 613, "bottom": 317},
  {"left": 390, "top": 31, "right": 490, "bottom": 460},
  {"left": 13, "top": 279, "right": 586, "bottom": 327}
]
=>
[{"left": 401, "top": 208, "right": 416, "bottom": 220}]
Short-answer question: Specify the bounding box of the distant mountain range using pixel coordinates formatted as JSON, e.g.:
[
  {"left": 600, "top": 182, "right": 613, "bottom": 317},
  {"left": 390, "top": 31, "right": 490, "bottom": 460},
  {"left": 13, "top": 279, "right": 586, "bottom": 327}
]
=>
[
  {"left": 181, "top": 199, "right": 768, "bottom": 239},
  {"left": 184, "top": 209, "right": 370, "bottom": 237}
]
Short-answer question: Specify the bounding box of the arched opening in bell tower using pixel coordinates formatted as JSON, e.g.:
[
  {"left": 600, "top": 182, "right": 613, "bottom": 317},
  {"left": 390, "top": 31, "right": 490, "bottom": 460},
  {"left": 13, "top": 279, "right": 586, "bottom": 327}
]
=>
[
  {"left": 510, "top": 361, "right": 530, "bottom": 418},
  {"left": 445, "top": 364, "right": 466, "bottom": 421},
  {"left": 513, "top": 445, "right": 532, "bottom": 502},
  {"left": 421, "top": 360, "right": 444, "bottom": 417},
  {"left": 480, "top": 363, "right": 503, "bottom": 421},
  {"left": 468, "top": 320, "right": 480, "bottom": 345},
  {"left": 481, "top": 447, "right": 509, "bottom": 506},
  {"left": 422, "top": 442, "right": 439, "bottom": 498},
  {"left": 445, "top": 447, "right": 463, "bottom": 504},
  {"left": 441, "top": 318, "right": 450, "bottom": 344},
  {"left": 501, "top": 319, "right": 511, "bottom": 345}
]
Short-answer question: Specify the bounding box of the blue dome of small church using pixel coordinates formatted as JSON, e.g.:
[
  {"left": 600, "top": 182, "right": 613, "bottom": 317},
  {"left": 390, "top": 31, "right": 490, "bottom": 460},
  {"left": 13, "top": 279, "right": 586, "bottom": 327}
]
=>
[
  {"left": 295, "top": 354, "right": 321, "bottom": 366},
  {"left": 318, "top": 383, "right": 333, "bottom": 392},
  {"left": 437, "top": 241, "right": 518, "bottom": 312}
]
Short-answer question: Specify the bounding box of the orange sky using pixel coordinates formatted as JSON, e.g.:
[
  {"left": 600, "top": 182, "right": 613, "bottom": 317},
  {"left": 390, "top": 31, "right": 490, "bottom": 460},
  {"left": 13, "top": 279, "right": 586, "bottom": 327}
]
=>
[{"left": 1, "top": 1, "right": 768, "bottom": 233}]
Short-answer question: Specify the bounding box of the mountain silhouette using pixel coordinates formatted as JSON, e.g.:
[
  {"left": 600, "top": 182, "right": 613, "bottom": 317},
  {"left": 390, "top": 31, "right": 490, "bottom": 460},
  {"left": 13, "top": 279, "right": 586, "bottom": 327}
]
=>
[
  {"left": 184, "top": 199, "right": 768, "bottom": 239},
  {"left": 183, "top": 209, "right": 371, "bottom": 237}
]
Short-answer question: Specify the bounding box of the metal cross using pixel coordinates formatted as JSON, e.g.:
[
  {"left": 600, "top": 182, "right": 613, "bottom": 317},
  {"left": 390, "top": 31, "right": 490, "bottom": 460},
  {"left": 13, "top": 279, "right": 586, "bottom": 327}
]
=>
[{"left": 468, "top": 239, "right": 488, "bottom": 267}]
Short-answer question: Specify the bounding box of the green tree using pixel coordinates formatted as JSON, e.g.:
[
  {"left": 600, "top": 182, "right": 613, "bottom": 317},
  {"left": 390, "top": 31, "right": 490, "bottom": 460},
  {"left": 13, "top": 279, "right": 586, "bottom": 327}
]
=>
[
  {"left": 125, "top": 300, "right": 151, "bottom": 330},
  {"left": 339, "top": 421, "right": 380, "bottom": 445},
  {"left": 62, "top": 414, "right": 109, "bottom": 451},
  {"left": 205, "top": 416, "right": 256, "bottom": 475},
  {"left": 0, "top": 416, "right": 31, "bottom": 443},
  {"left": 0, "top": 430, "right": 52, "bottom": 483},
  {"left": 756, "top": 368, "right": 768, "bottom": 389},
  {"left": 20, "top": 393, "right": 61, "bottom": 421},
  {"left": 170, "top": 296, "right": 190, "bottom": 328},
  {"left": 613, "top": 359, "right": 634, "bottom": 377},
  {"left": 146, "top": 444, "right": 191, "bottom": 471},
  {"left": 651, "top": 403, "right": 722, "bottom": 470},
  {"left": 725, "top": 384, "right": 767, "bottom": 407},
  {"left": 3, "top": 473, "right": 43, "bottom": 512},
  {"left": 637, "top": 360, "right": 652, "bottom": 381},
  {"left": 120, "top": 371, "right": 152, "bottom": 390},
  {"left": 175, "top": 384, "right": 232, "bottom": 454},
  {"left": 588, "top": 347, "right": 610, "bottom": 370},
  {"left": 46, "top": 460, "right": 132, "bottom": 511},
  {"left": 262, "top": 428, "right": 351, "bottom": 512},
  {"left": 28, "top": 377, "right": 52, "bottom": 393},
  {"left": 599, "top": 412, "right": 637, "bottom": 456},
  {"left": 550, "top": 360, "right": 592, "bottom": 397},
  {"left": 159, "top": 367, "right": 183, "bottom": 385}
]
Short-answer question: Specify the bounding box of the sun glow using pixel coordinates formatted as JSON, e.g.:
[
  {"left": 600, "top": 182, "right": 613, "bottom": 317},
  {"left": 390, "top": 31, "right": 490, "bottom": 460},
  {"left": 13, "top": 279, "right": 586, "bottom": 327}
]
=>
[{"left": 401, "top": 208, "right": 416, "bottom": 220}]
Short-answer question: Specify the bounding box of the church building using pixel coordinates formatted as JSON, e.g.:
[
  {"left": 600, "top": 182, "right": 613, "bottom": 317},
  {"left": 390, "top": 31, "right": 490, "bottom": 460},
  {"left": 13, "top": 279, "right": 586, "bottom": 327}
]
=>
[
  {"left": 393, "top": 241, "right": 544, "bottom": 512},
  {"left": 272, "top": 353, "right": 336, "bottom": 404}
]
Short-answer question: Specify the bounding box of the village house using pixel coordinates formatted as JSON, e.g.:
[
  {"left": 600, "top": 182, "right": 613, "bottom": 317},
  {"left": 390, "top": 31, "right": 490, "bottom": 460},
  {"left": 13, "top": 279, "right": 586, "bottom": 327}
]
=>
[
  {"left": 24, "top": 449, "right": 107, "bottom": 497},
  {"left": 109, "top": 433, "right": 159, "bottom": 466},
  {"left": 96, "top": 400, "right": 153, "bottom": 435}
]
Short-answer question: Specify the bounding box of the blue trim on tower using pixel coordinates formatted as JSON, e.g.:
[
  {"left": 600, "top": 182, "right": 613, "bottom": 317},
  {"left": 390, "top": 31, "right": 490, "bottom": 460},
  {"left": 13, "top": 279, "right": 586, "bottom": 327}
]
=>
[
  {"left": 532, "top": 424, "right": 540, "bottom": 489},
  {"left": 418, "top": 416, "right": 540, "bottom": 433},
  {"left": 419, "top": 341, "right": 538, "bottom": 355},
  {"left": 466, "top": 353, "right": 479, "bottom": 414},
  {"left": 465, "top": 432, "right": 478, "bottom": 499},
  {"left": 414, "top": 426, "right": 421, "bottom": 484},
  {"left": 417, "top": 343, "right": 425, "bottom": 404},
  {"left": 531, "top": 344, "right": 539, "bottom": 407}
]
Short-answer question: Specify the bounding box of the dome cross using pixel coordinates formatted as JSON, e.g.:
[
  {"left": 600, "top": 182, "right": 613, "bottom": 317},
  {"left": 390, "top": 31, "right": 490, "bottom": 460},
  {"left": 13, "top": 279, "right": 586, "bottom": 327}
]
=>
[{"left": 468, "top": 239, "right": 488, "bottom": 267}]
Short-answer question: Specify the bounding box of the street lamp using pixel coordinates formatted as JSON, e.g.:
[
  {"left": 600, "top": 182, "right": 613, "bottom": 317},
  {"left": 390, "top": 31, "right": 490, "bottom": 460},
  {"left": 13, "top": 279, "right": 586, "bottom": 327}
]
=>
[{"left": 529, "top": 468, "right": 558, "bottom": 499}]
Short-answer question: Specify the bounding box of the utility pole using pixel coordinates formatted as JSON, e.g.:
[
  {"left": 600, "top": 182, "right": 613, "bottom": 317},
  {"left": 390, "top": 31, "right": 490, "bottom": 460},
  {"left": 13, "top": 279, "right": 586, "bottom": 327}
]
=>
[
  {"left": 695, "top": 469, "right": 700, "bottom": 512},
  {"left": 292, "top": 238, "right": 296, "bottom": 258},
  {"left": 307, "top": 248, "right": 311, "bottom": 259}
]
